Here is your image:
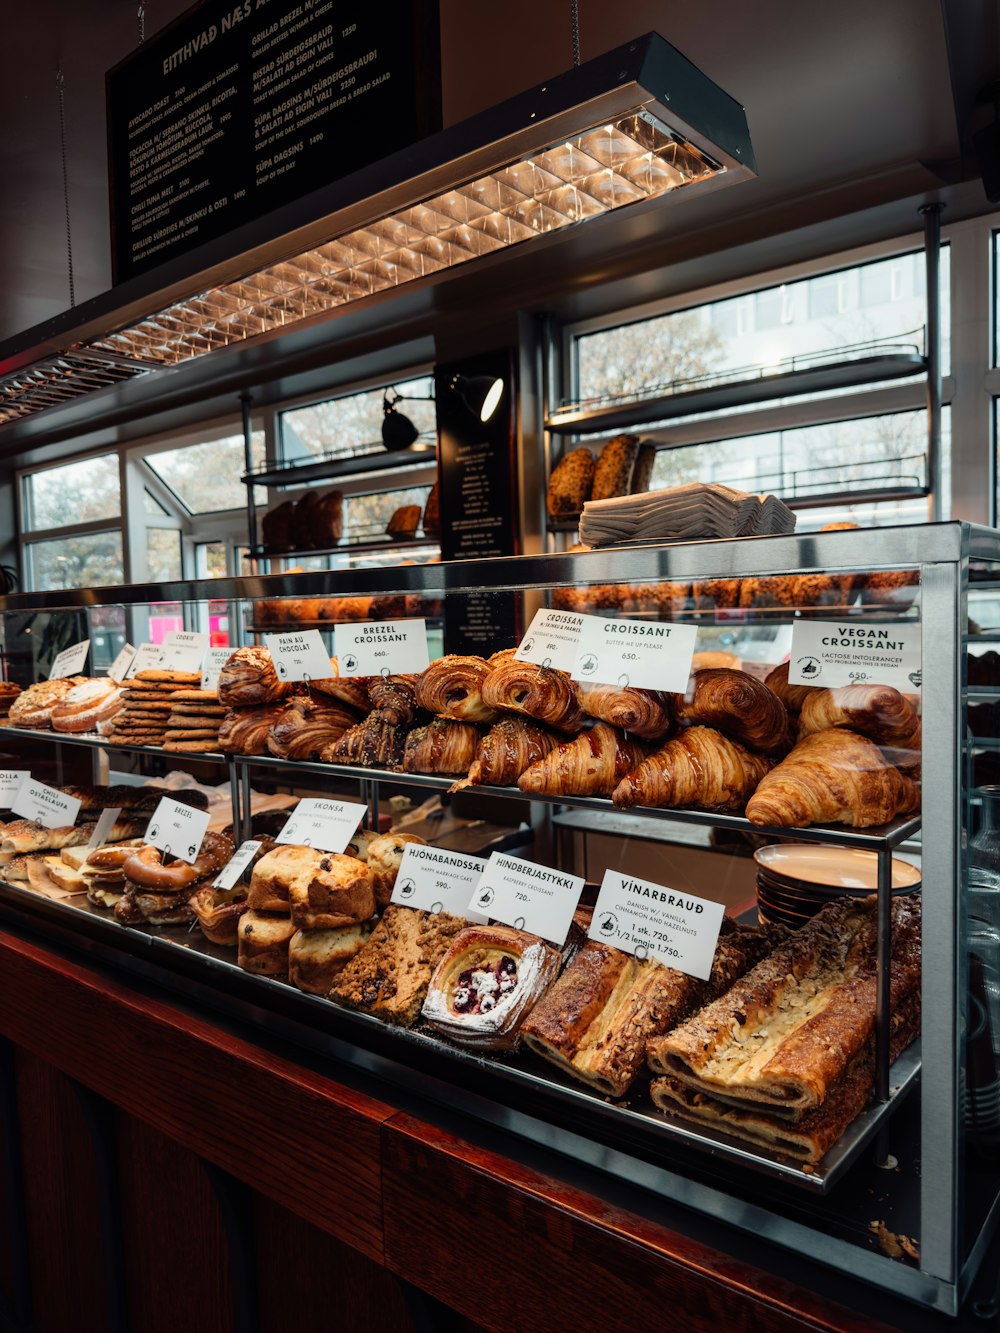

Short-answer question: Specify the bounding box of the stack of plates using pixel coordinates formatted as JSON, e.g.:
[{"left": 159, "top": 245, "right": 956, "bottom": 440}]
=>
[
  {"left": 753, "top": 844, "right": 921, "bottom": 929},
  {"left": 579, "top": 482, "right": 796, "bottom": 547}
]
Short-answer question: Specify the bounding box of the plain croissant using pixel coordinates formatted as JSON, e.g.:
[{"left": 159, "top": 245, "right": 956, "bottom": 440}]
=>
[
  {"left": 415, "top": 655, "right": 499, "bottom": 724},
  {"left": 612, "top": 726, "right": 773, "bottom": 811},
  {"left": 745, "top": 728, "right": 919, "bottom": 829},
  {"left": 517, "top": 722, "right": 652, "bottom": 797},
  {"left": 574, "top": 680, "right": 674, "bottom": 740},
  {"left": 482, "top": 659, "right": 587, "bottom": 733},
  {"left": 468, "top": 717, "right": 562, "bottom": 786},
  {"left": 797, "top": 683, "right": 921, "bottom": 752},
  {"left": 676, "top": 668, "right": 792, "bottom": 754}
]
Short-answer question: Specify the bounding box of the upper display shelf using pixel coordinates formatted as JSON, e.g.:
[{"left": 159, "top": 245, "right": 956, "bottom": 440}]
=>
[
  {"left": 547, "top": 336, "right": 926, "bottom": 436},
  {"left": 242, "top": 442, "right": 437, "bottom": 489}
]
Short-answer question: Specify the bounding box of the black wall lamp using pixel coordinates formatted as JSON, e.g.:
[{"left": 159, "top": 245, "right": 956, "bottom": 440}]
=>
[{"left": 382, "top": 373, "right": 505, "bottom": 449}]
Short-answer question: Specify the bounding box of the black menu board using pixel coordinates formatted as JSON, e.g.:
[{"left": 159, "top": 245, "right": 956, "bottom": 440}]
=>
[
  {"left": 436, "top": 350, "right": 521, "bottom": 656},
  {"left": 107, "top": 0, "right": 441, "bottom": 282}
]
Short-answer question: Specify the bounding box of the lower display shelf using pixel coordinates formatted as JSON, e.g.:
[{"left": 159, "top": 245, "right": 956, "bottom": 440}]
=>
[{"left": 0, "top": 876, "right": 920, "bottom": 1197}]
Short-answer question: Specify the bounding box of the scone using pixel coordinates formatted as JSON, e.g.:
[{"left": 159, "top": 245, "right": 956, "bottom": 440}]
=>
[{"left": 288, "top": 923, "right": 373, "bottom": 995}]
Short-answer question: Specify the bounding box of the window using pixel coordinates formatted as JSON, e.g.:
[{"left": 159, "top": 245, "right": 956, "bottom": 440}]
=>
[
  {"left": 26, "top": 531, "right": 124, "bottom": 590},
  {"left": 146, "top": 528, "right": 182, "bottom": 581},
  {"left": 280, "top": 375, "right": 435, "bottom": 470},
  {"left": 21, "top": 453, "right": 124, "bottom": 592},
  {"left": 22, "top": 454, "right": 121, "bottom": 529},
  {"left": 145, "top": 430, "right": 265, "bottom": 512}
]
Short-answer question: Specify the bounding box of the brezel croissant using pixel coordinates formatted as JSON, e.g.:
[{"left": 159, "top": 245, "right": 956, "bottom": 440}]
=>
[
  {"left": 797, "top": 683, "right": 921, "bottom": 753},
  {"left": 612, "top": 726, "right": 773, "bottom": 811},
  {"left": 403, "top": 719, "right": 481, "bottom": 774},
  {"left": 468, "top": 717, "right": 562, "bottom": 786},
  {"left": 676, "top": 668, "right": 792, "bottom": 755},
  {"left": 367, "top": 674, "right": 420, "bottom": 728},
  {"left": 574, "top": 680, "right": 674, "bottom": 741},
  {"left": 745, "top": 728, "right": 919, "bottom": 829},
  {"left": 518, "top": 722, "right": 653, "bottom": 797},
  {"left": 482, "top": 659, "right": 587, "bottom": 733},
  {"left": 415, "top": 655, "right": 499, "bottom": 724}
]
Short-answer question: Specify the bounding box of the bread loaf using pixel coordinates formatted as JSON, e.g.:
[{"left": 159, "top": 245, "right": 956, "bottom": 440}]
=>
[
  {"left": 547, "top": 448, "right": 595, "bottom": 518},
  {"left": 591, "top": 434, "right": 639, "bottom": 500}
]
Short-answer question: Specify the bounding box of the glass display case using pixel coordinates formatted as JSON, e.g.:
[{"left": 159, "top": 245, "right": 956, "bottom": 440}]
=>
[{"left": 0, "top": 521, "right": 995, "bottom": 1319}]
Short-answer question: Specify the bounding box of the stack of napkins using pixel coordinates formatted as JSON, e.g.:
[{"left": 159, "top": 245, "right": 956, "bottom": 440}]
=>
[{"left": 579, "top": 483, "right": 796, "bottom": 547}]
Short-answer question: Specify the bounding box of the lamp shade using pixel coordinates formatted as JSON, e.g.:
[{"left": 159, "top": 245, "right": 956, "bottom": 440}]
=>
[{"left": 452, "top": 374, "right": 505, "bottom": 422}]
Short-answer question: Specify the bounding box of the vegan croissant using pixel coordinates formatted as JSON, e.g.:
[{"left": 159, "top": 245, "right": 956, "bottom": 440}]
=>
[
  {"left": 676, "top": 668, "right": 792, "bottom": 754},
  {"left": 612, "top": 726, "right": 773, "bottom": 811},
  {"left": 797, "top": 683, "right": 921, "bottom": 753},
  {"left": 517, "top": 722, "right": 652, "bottom": 797},
  {"left": 745, "top": 728, "right": 919, "bottom": 829}
]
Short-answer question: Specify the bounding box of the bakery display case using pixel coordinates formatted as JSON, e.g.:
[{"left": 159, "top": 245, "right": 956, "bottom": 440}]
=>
[{"left": 0, "top": 520, "right": 995, "bottom": 1319}]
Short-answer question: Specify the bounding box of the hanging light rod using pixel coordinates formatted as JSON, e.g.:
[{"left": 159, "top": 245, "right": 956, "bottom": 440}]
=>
[{"left": 0, "top": 32, "right": 755, "bottom": 429}]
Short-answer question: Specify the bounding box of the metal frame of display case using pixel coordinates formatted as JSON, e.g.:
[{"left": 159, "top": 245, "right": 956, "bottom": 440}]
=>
[{"left": 0, "top": 520, "right": 993, "bottom": 1317}]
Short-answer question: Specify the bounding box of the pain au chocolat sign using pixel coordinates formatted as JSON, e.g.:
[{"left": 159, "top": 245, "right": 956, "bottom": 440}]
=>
[{"left": 107, "top": 0, "right": 441, "bottom": 282}]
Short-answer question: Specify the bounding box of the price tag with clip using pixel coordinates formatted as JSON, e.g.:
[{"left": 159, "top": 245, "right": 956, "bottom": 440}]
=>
[
  {"left": 571, "top": 614, "right": 696, "bottom": 693},
  {"left": 333, "top": 620, "right": 429, "bottom": 677},
  {"left": 125, "top": 643, "right": 166, "bottom": 678},
  {"left": 213, "top": 840, "right": 263, "bottom": 891},
  {"left": 0, "top": 771, "right": 28, "bottom": 805},
  {"left": 108, "top": 643, "right": 137, "bottom": 682},
  {"left": 146, "top": 797, "right": 211, "bottom": 863},
  {"left": 391, "top": 845, "right": 489, "bottom": 920},
  {"left": 159, "top": 631, "right": 210, "bottom": 673},
  {"left": 514, "top": 609, "right": 583, "bottom": 672},
  {"left": 468, "top": 852, "right": 583, "bottom": 946},
  {"left": 263, "top": 632, "right": 332, "bottom": 683},
  {"left": 275, "top": 798, "right": 367, "bottom": 853},
  {"left": 589, "top": 870, "right": 725, "bottom": 979},
  {"left": 12, "top": 779, "right": 82, "bottom": 830},
  {"left": 788, "top": 620, "right": 923, "bottom": 692},
  {"left": 49, "top": 639, "right": 90, "bottom": 680},
  {"left": 200, "top": 647, "right": 233, "bottom": 692}
]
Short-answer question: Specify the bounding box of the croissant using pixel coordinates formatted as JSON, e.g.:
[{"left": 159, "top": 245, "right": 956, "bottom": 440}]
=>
[
  {"left": 676, "top": 668, "right": 792, "bottom": 755},
  {"left": 482, "top": 660, "right": 587, "bottom": 733},
  {"left": 518, "top": 722, "right": 653, "bottom": 797},
  {"left": 763, "top": 661, "right": 818, "bottom": 714},
  {"left": 745, "top": 728, "right": 919, "bottom": 829},
  {"left": 265, "top": 696, "right": 358, "bottom": 761},
  {"left": 612, "top": 726, "right": 773, "bottom": 811},
  {"left": 324, "top": 716, "right": 408, "bottom": 769},
  {"left": 309, "top": 657, "right": 373, "bottom": 713},
  {"left": 797, "top": 684, "right": 922, "bottom": 753},
  {"left": 218, "top": 646, "right": 294, "bottom": 706},
  {"left": 468, "top": 717, "right": 562, "bottom": 786},
  {"left": 415, "top": 655, "right": 499, "bottom": 724},
  {"left": 219, "top": 703, "right": 290, "bottom": 755},
  {"left": 367, "top": 674, "right": 420, "bottom": 727},
  {"left": 574, "top": 680, "right": 674, "bottom": 740},
  {"left": 403, "top": 719, "right": 481, "bottom": 774}
]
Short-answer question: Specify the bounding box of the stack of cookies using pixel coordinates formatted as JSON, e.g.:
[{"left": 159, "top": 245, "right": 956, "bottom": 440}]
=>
[
  {"left": 103, "top": 669, "right": 203, "bottom": 747},
  {"left": 163, "top": 689, "right": 226, "bottom": 753}
]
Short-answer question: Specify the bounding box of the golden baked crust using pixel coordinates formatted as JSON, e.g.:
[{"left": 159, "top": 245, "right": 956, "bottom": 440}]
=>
[
  {"left": 467, "top": 717, "right": 561, "bottom": 787},
  {"left": 677, "top": 668, "right": 792, "bottom": 755},
  {"left": 366, "top": 832, "right": 428, "bottom": 909},
  {"left": 647, "top": 894, "right": 921, "bottom": 1110},
  {"left": 518, "top": 722, "right": 652, "bottom": 798},
  {"left": 9, "top": 677, "right": 81, "bottom": 728},
  {"left": 763, "top": 661, "right": 819, "bottom": 714},
  {"left": 482, "top": 660, "right": 587, "bottom": 734},
  {"left": 265, "top": 695, "right": 358, "bottom": 761},
  {"left": 288, "top": 923, "right": 373, "bottom": 994},
  {"left": 415, "top": 655, "right": 498, "bottom": 724},
  {"left": 218, "top": 646, "right": 294, "bottom": 707},
  {"left": 612, "top": 726, "right": 773, "bottom": 812},
  {"left": 237, "top": 910, "right": 297, "bottom": 975},
  {"left": 403, "top": 719, "right": 481, "bottom": 775},
  {"left": 574, "top": 681, "right": 674, "bottom": 741},
  {"left": 591, "top": 434, "right": 639, "bottom": 501},
  {"left": 287, "top": 853, "right": 375, "bottom": 930},
  {"left": 547, "top": 448, "right": 596, "bottom": 517}
]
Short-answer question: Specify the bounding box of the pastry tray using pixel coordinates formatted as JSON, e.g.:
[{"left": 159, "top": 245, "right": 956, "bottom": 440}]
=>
[{"left": 0, "top": 877, "right": 921, "bottom": 1196}]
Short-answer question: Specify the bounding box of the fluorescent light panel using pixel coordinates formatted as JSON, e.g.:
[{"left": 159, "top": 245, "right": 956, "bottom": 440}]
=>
[{"left": 90, "top": 113, "right": 721, "bottom": 368}]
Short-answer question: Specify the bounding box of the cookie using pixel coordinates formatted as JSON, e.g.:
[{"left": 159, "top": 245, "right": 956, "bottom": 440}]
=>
[
  {"left": 169, "top": 704, "right": 227, "bottom": 716},
  {"left": 164, "top": 728, "right": 219, "bottom": 740},
  {"left": 119, "top": 701, "right": 173, "bottom": 712},
  {"left": 133, "top": 670, "right": 202, "bottom": 684},
  {"left": 171, "top": 689, "right": 220, "bottom": 703},
  {"left": 162, "top": 739, "right": 222, "bottom": 753}
]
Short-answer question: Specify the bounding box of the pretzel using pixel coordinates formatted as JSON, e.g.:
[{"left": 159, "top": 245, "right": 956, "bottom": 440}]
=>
[
  {"left": 122, "top": 831, "right": 234, "bottom": 890},
  {"left": 86, "top": 839, "right": 147, "bottom": 870}
]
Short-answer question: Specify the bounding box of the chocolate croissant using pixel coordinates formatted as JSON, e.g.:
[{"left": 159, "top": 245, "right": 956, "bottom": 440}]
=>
[
  {"left": 482, "top": 660, "right": 587, "bottom": 733},
  {"left": 415, "top": 655, "right": 499, "bottom": 724},
  {"left": 324, "top": 717, "right": 408, "bottom": 769},
  {"left": 677, "top": 668, "right": 792, "bottom": 755},
  {"left": 612, "top": 726, "right": 773, "bottom": 811},
  {"left": 367, "top": 674, "right": 420, "bottom": 727},
  {"left": 763, "top": 661, "right": 818, "bottom": 714},
  {"left": 797, "top": 683, "right": 922, "bottom": 754},
  {"left": 265, "top": 695, "right": 358, "bottom": 761},
  {"left": 574, "top": 680, "right": 674, "bottom": 741},
  {"left": 468, "top": 717, "right": 562, "bottom": 786},
  {"left": 403, "top": 719, "right": 481, "bottom": 774},
  {"left": 518, "top": 722, "right": 653, "bottom": 797},
  {"left": 745, "top": 728, "right": 919, "bottom": 829},
  {"left": 218, "top": 646, "right": 295, "bottom": 707}
]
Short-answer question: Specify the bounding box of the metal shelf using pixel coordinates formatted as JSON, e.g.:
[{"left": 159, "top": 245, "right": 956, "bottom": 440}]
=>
[
  {"left": 0, "top": 725, "right": 224, "bottom": 762},
  {"left": 252, "top": 533, "right": 439, "bottom": 561},
  {"left": 243, "top": 444, "right": 437, "bottom": 489}
]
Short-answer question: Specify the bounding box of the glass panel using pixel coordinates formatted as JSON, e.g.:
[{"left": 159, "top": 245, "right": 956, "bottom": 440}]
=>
[
  {"left": 344, "top": 485, "right": 433, "bottom": 542},
  {"left": 575, "top": 248, "right": 950, "bottom": 404},
  {"left": 145, "top": 430, "right": 265, "bottom": 512},
  {"left": 144, "top": 489, "right": 169, "bottom": 515},
  {"left": 279, "top": 375, "right": 436, "bottom": 468},
  {"left": 23, "top": 454, "right": 120, "bottom": 531},
  {"left": 146, "top": 528, "right": 182, "bottom": 581},
  {"left": 196, "top": 542, "right": 229, "bottom": 578},
  {"left": 25, "top": 530, "right": 124, "bottom": 590}
]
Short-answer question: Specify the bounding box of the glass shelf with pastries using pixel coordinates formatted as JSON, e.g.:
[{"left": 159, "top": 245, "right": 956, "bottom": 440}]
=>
[{"left": 0, "top": 521, "right": 992, "bottom": 1317}]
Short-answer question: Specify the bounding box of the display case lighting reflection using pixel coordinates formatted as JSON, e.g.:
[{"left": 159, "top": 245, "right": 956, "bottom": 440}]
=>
[{"left": 90, "top": 115, "right": 721, "bottom": 368}]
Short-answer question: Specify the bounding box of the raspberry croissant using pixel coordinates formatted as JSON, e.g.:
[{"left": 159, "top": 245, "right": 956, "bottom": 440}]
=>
[
  {"left": 677, "top": 668, "right": 792, "bottom": 755},
  {"left": 415, "top": 655, "right": 499, "bottom": 724},
  {"left": 574, "top": 680, "right": 674, "bottom": 741},
  {"left": 468, "top": 717, "right": 562, "bottom": 786},
  {"left": 745, "top": 728, "right": 919, "bottom": 829},
  {"left": 518, "top": 722, "right": 653, "bottom": 797},
  {"left": 482, "top": 660, "right": 587, "bottom": 733},
  {"left": 612, "top": 726, "right": 773, "bottom": 811}
]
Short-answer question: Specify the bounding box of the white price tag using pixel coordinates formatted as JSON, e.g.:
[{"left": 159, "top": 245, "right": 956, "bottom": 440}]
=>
[
  {"left": 275, "top": 798, "right": 367, "bottom": 853},
  {"left": 159, "top": 631, "right": 210, "bottom": 673},
  {"left": 0, "top": 771, "right": 28, "bottom": 804},
  {"left": 263, "top": 632, "right": 332, "bottom": 683},
  {"left": 146, "top": 797, "right": 211, "bottom": 862},
  {"left": 86, "top": 807, "right": 123, "bottom": 851},
  {"left": 572, "top": 614, "right": 697, "bottom": 692},
  {"left": 49, "top": 639, "right": 90, "bottom": 680},
  {"left": 12, "top": 779, "right": 82, "bottom": 830},
  {"left": 468, "top": 852, "right": 583, "bottom": 946},
  {"left": 788, "top": 621, "right": 922, "bottom": 692},
  {"left": 200, "top": 647, "right": 233, "bottom": 693},
  {"left": 333, "top": 620, "right": 430, "bottom": 677},
  {"left": 213, "top": 839, "right": 263, "bottom": 891},
  {"left": 108, "top": 643, "right": 137, "bottom": 682},
  {"left": 125, "top": 643, "right": 166, "bottom": 678},
  {"left": 391, "top": 844, "right": 489, "bottom": 921},
  {"left": 515, "top": 609, "right": 584, "bottom": 672},
  {"left": 589, "top": 870, "right": 725, "bottom": 980}
]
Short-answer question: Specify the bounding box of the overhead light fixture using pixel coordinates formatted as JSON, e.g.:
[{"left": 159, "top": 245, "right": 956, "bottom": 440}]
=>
[
  {"left": 381, "top": 371, "right": 506, "bottom": 450},
  {"left": 452, "top": 373, "right": 505, "bottom": 423},
  {"left": 0, "top": 33, "right": 755, "bottom": 428},
  {"left": 381, "top": 384, "right": 434, "bottom": 451}
]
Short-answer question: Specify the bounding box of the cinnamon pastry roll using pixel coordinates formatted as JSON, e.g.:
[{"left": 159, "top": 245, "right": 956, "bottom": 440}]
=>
[
  {"left": 403, "top": 719, "right": 481, "bottom": 774},
  {"left": 612, "top": 726, "right": 773, "bottom": 811},
  {"left": 518, "top": 722, "right": 653, "bottom": 798},
  {"left": 574, "top": 680, "right": 674, "bottom": 741},
  {"left": 482, "top": 660, "right": 587, "bottom": 733},
  {"left": 415, "top": 656, "right": 499, "bottom": 724},
  {"left": 468, "top": 717, "right": 562, "bottom": 787},
  {"left": 677, "top": 668, "right": 792, "bottom": 755},
  {"left": 218, "top": 646, "right": 294, "bottom": 706}
]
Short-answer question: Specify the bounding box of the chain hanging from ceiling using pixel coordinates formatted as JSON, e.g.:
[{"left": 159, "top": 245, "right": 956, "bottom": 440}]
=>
[{"left": 570, "top": 0, "right": 581, "bottom": 66}]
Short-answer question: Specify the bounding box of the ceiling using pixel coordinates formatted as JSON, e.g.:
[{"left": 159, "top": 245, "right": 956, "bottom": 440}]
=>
[{"left": 0, "top": 0, "right": 996, "bottom": 448}]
